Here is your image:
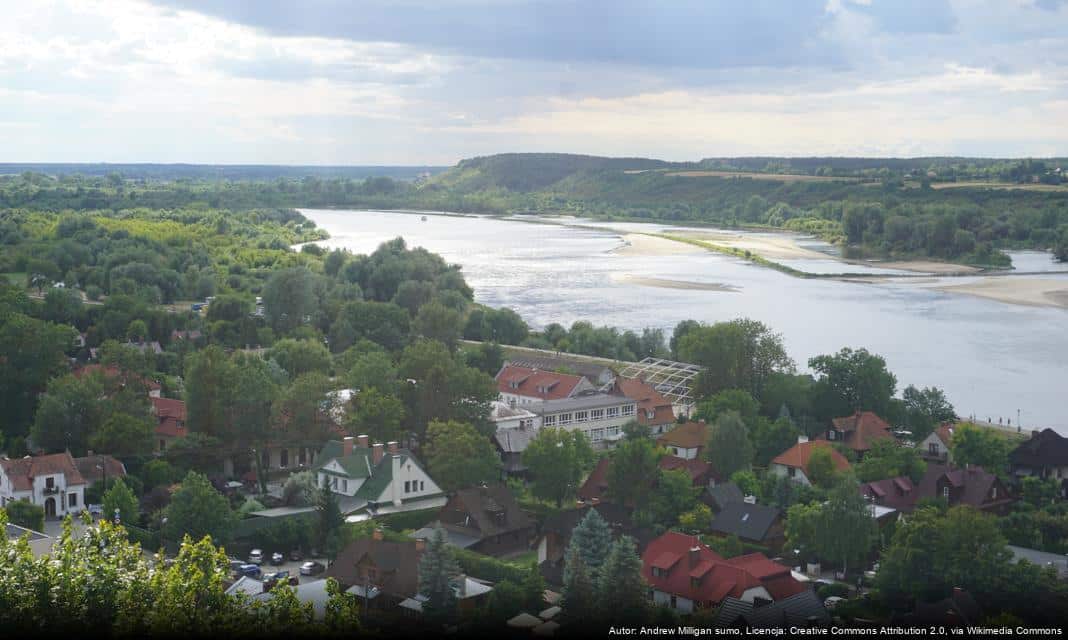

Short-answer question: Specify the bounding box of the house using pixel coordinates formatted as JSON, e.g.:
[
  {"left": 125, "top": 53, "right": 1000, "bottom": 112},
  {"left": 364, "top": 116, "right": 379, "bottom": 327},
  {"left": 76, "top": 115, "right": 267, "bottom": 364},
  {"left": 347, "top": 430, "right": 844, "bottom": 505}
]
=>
[
  {"left": 859, "top": 476, "right": 917, "bottom": 513},
  {"left": 708, "top": 502, "right": 785, "bottom": 550},
  {"left": 398, "top": 576, "right": 494, "bottom": 617},
  {"left": 1010, "top": 428, "right": 1068, "bottom": 496},
  {"left": 504, "top": 356, "right": 615, "bottom": 387},
  {"left": 314, "top": 436, "right": 446, "bottom": 516},
  {"left": 659, "top": 455, "right": 717, "bottom": 490},
  {"left": 577, "top": 457, "right": 612, "bottom": 504},
  {"left": 325, "top": 531, "right": 425, "bottom": 609},
  {"left": 641, "top": 531, "right": 806, "bottom": 614},
  {"left": 657, "top": 422, "right": 708, "bottom": 460},
  {"left": 535, "top": 503, "right": 654, "bottom": 586},
  {"left": 493, "top": 425, "right": 537, "bottom": 478},
  {"left": 414, "top": 485, "right": 535, "bottom": 557},
  {"left": 705, "top": 482, "right": 745, "bottom": 513},
  {"left": 769, "top": 439, "right": 851, "bottom": 486},
  {"left": 72, "top": 454, "right": 127, "bottom": 486},
  {"left": 914, "top": 463, "right": 1014, "bottom": 515},
  {"left": 151, "top": 397, "right": 188, "bottom": 452},
  {"left": 529, "top": 393, "right": 637, "bottom": 449},
  {"left": 917, "top": 422, "right": 956, "bottom": 463},
  {"left": 712, "top": 590, "right": 829, "bottom": 629},
  {"left": 490, "top": 400, "right": 538, "bottom": 431},
  {"left": 820, "top": 411, "right": 895, "bottom": 457},
  {"left": 72, "top": 364, "right": 161, "bottom": 398},
  {"left": 0, "top": 452, "right": 88, "bottom": 518},
  {"left": 613, "top": 377, "right": 677, "bottom": 436},
  {"left": 495, "top": 365, "right": 595, "bottom": 406},
  {"left": 578, "top": 455, "right": 712, "bottom": 506}
]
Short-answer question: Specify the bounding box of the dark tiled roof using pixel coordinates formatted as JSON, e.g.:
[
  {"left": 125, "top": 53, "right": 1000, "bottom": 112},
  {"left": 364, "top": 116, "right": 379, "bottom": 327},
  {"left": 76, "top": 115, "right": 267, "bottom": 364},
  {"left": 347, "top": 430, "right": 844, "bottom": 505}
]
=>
[
  {"left": 1011, "top": 428, "right": 1068, "bottom": 468},
  {"left": 657, "top": 422, "right": 708, "bottom": 450},
  {"left": 714, "top": 590, "right": 830, "bottom": 629},
  {"left": 659, "top": 455, "right": 715, "bottom": 484},
  {"left": 825, "top": 411, "right": 895, "bottom": 452},
  {"left": 326, "top": 537, "right": 422, "bottom": 598},
  {"left": 494, "top": 428, "right": 536, "bottom": 454},
  {"left": 441, "top": 485, "right": 533, "bottom": 539},
  {"left": 707, "top": 483, "right": 744, "bottom": 511},
  {"left": 709, "top": 502, "right": 782, "bottom": 543},
  {"left": 859, "top": 476, "right": 917, "bottom": 512},
  {"left": 916, "top": 463, "right": 1013, "bottom": 510},
  {"left": 904, "top": 590, "right": 981, "bottom": 626}
]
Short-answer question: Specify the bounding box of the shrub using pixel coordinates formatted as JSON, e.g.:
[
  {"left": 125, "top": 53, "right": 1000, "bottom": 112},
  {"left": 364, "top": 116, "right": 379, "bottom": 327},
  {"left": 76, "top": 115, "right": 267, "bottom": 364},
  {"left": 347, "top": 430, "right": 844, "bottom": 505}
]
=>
[{"left": 4, "top": 501, "right": 45, "bottom": 532}]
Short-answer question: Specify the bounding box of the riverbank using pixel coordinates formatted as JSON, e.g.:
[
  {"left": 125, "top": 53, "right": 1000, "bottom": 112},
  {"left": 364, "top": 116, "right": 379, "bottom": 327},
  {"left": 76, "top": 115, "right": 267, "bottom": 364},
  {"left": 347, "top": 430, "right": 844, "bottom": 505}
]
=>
[
  {"left": 613, "top": 274, "right": 739, "bottom": 292},
  {"left": 610, "top": 233, "right": 704, "bottom": 256},
  {"left": 933, "top": 277, "right": 1068, "bottom": 310}
]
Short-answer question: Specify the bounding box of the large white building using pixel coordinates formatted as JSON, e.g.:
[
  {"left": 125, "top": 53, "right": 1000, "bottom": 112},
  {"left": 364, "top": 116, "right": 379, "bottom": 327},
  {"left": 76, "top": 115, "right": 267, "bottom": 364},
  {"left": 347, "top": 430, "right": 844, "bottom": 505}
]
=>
[
  {"left": 529, "top": 393, "right": 637, "bottom": 448},
  {"left": 0, "top": 452, "right": 88, "bottom": 519}
]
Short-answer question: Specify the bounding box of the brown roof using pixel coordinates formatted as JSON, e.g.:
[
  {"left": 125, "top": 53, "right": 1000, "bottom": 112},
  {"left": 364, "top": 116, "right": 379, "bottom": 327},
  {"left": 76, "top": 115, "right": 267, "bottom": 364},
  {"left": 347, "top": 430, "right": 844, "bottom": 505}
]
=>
[
  {"left": 73, "top": 455, "right": 127, "bottom": 485},
  {"left": 495, "top": 365, "right": 585, "bottom": 401},
  {"left": 659, "top": 455, "right": 717, "bottom": 485},
  {"left": 657, "top": 422, "right": 708, "bottom": 450},
  {"left": 615, "top": 378, "right": 675, "bottom": 426},
  {"left": 440, "top": 485, "right": 534, "bottom": 539},
  {"left": 933, "top": 422, "right": 956, "bottom": 447},
  {"left": 0, "top": 452, "right": 88, "bottom": 491},
  {"left": 915, "top": 463, "right": 1014, "bottom": 511},
  {"left": 859, "top": 476, "right": 917, "bottom": 512},
  {"left": 825, "top": 411, "right": 895, "bottom": 452},
  {"left": 326, "top": 537, "right": 423, "bottom": 598},
  {"left": 771, "top": 441, "right": 851, "bottom": 475},
  {"left": 152, "top": 397, "right": 188, "bottom": 438},
  {"left": 74, "top": 364, "right": 161, "bottom": 392},
  {"left": 577, "top": 457, "right": 612, "bottom": 503}
]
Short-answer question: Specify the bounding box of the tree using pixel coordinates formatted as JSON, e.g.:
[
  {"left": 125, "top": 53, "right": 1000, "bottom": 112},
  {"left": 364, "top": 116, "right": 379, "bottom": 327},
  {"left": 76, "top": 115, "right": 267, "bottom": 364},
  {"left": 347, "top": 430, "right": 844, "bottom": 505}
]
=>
[
  {"left": 950, "top": 423, "right": 1011, "bottom": 476},
  {"left": 596, "top": 536, "right": 648, "bottom": 625},
  {"left": 648, "top": 469, "right": 697, "bottom": 526},
  {"left": 902, "top": 385, "right": 956, "bottom": 440},
  {"left": 102, "top": 478, "right": 140, "bottom": 526},
  {"left": 522, "top": 428, "right": 594, "bottom": 507},
  {"left": 4, "top": 500, "right": 45, "bottom": 532},
  {"left": 814, "top": 478, "right": 877, "bottom": 575},
  {"left": 282, "top": 471, "right": 318, "bottom": 507},
  {"left": 163, "top": 471, "right": 235, "bottom": 545},
  {"left": 263, "top": 267, "right": 320, "bottom": 334},
  {"left": 706, "top": 411, "right": 754, "bottom": 479},
  {"left": 607, "top": 436, "right": 660, "bottom": 507},
  {"left": 272, "top": 372, "right": 333, "bottom": 442},
  {"left": 677, "top": 318, "right": 794, "bottom": 398},
  {"left": 482, "top": 579, "right": 525, "bottom": 622},
  {"left": 413, "top": 301, "right": 464, "bottom": 349},
  {"left": 41, "top": 287, "right": 83, "bottom": 324},
  {"left": 1021, "top": 476, "right": 1059, "bottom": 508},
  {"left": 30, "top": 372, "right": 104, "bottom": 454},
  {"left": 90, "top": 413, "right": 154, "bottom": 458},
  {"left": 140, "top": 459, "right": 180, "bottom": 490},
  {"left": 267, "top": 338, "right": 331, "bottom": 379},
  {"left": 0, "top": 301, "right": 75, "bottom": 435},
  {"left": 521, "top": 561, "right": 546, "bottom": 611},
  {"left": 560, "top": 547, "right": 597, "bottom": 623},
  {"left": 566, "top": 508, "right": 613, "bottom": 579},
  {"left": 184, "top": 346, "right": 232, "bottom": 439},
  {"left": 805, "top": 446, "right": 839, "bottom": 489},
  {"left": 750, "top": 416, "right": 801, "bottom": 466},
  {"left": 480, "top": 308, "right": 528, "bottom": 345},
  {"left": 809, "top": 348, "right": 897, "bottom": 421},
  {"left": 315, "top": 480, "right": 344, "bottom": 550},
  {"left": 694, "top": 389, "right": 759, "bottom": 424},
  {"left": 854, "top": 439, "right": 926, "bottom": 483},
  {"left": 126, "top": 319, "right": 148, "bottom": 343},
  {"left": 419, "top": 525, "right": 460, "bottom": 624},
  {"left": 423, "top": 420, "right": 501, "bottom": 491},
  {"left": 346, "top": 387, "right": 406, "bottom": 444},
  {"left": 399, "top": 339, "right": 497, "bottom": 440},
  {"left": 669, "top": 319, "right": 701, "bottom": 359},
  {"left": 344, "top": 349, "right": 398, "bottom": 395},
  {"left": 678, "top": 503, "right": 712, "bottom": 533}
]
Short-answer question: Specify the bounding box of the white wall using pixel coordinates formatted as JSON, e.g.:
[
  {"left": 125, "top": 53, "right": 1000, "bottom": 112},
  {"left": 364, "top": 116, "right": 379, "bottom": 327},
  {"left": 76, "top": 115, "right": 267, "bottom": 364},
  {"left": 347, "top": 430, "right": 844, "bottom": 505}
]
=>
[{"left": 770, "top": 463, "right": 812, "bottom": 486}]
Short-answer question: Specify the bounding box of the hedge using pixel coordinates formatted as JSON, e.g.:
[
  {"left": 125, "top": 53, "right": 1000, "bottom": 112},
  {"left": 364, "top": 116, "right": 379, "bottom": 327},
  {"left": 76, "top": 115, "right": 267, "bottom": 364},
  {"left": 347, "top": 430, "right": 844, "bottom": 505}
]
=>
[{"left": 453, "top": 548, "right": 532, "bottom": 584}]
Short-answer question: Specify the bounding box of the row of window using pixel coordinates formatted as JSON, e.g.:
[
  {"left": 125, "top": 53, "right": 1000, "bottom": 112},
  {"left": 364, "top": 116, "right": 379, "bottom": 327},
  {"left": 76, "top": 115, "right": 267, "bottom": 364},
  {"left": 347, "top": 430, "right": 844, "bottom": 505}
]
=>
[
  {"left": 542, "top": 404, "right": 635, "bottom": 427},
  {"left": 404, "top": 480, "right": 425, "bottom": 493}
]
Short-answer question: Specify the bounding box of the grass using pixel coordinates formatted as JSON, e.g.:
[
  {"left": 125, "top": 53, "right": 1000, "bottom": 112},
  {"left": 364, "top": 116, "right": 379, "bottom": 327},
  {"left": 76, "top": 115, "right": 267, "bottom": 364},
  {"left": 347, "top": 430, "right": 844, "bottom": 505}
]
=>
[
  {"left": 904, "top": 180, "right": 1068, "bottom": 192},
  {"left": 662, "top": 170, "right": 863, "bottom": 183}
]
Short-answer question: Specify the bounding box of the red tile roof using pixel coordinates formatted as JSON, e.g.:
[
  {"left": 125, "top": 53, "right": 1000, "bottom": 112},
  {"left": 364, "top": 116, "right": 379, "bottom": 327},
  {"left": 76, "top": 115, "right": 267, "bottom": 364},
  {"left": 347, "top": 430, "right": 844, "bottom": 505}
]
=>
[
  {"left": 0, "top": 452, "right": 87, "bottom": 491},
  {"left": 577, "top": 457, "right": 612, "bottom": 503},
  {"left": 859, "top": 476, "right": 917, "bottom": 512},
  {"left": 152, "top": 397, "right": 188, "bottom": 438},
  {"left": 74, "top": 364, "right": 161, "bottom": 392},
  {"left": 657, "top": 421, "right": 708, "bottom": 451},
  {"left": 771, "top": 441, "right": 851, "bottom": 475},
  {"left": 658, "top": 455, "right": 717, "bottom": 485},
  {"left": 495, "top": 365, "right": 585, "bottom": 401},
  {"left": 615, "top": 378, "right": 676, "bottom": 426},
  {"left": 641, "top": 531, "right": 802, "bottom": 607},
  {"left": 826, "top": 411, "right": 895, "bottom": 452},
  {"left": 73, "top": 454, "right": 127, "bottom": 485}
]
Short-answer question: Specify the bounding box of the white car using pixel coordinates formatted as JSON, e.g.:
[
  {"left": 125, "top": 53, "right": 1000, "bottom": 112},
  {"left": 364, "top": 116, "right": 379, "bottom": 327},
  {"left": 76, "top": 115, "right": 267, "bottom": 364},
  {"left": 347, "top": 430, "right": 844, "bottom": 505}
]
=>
[{"left": 248, "top": 549, "right": 264, "bottom": 565}]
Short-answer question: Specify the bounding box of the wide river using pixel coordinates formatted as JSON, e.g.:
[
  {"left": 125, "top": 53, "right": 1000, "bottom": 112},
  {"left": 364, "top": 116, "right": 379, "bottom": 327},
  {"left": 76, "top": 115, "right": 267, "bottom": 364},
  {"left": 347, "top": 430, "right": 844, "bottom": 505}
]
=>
[{"left": 304, "top": 209, "right": 1068, "bottom": 432}]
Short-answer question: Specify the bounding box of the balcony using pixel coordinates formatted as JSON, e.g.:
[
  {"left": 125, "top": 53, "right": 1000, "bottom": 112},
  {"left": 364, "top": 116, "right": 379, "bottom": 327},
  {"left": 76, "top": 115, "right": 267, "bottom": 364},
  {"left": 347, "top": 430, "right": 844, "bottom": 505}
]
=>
[{"left": 43, "top": 486, "right": 60, "bottom": 495}]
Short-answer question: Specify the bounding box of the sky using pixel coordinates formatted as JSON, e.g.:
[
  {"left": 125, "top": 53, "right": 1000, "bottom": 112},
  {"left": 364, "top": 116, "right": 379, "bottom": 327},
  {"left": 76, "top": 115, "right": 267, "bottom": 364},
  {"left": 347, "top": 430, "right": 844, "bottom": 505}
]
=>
[{"left": 1, "top": 0, "right": 1067, "bottom": 165}]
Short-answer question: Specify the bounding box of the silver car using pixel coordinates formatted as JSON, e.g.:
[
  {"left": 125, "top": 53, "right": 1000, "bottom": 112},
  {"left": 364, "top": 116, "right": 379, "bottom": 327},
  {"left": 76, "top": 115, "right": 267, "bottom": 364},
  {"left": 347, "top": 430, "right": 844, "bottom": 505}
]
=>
[{"left": 248, "top": 549, "right": 264, "bottom": 565}]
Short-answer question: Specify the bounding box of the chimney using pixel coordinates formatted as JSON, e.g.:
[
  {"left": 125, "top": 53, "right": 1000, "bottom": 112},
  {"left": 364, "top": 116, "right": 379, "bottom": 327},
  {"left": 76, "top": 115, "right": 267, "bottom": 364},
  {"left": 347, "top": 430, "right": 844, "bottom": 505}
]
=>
[
  {"left": 342, "top": 436, "right": 355, "bottom": 456},
  {"left": 372, "top": 528, "right": 384, "bottom": 541},
  {"left": 797, "top": 434, "right": 809, "bottom": 444},
  {"left": 689, "top": 546, "right": 701, "bottom": 568},
  {"left": 743, "top": 495, "right": 757, "bottom": 504},
  {"left": 372, "top": 443, "right": 384, "bottom": 465},
  {"left": 415, "top": 538, "right": 426, "bottom": 552},
  {"left": 392, "top": 454, "right": 403, "bottom": 506},
  {"left": 357, "top": 434, "right": 370, "bottom": 448},
  {"left": 387, "top": 441, "right": 398, "bottom": 454},
  {"left": 458, "top": 574, "right": 467, "bottom": 597}
]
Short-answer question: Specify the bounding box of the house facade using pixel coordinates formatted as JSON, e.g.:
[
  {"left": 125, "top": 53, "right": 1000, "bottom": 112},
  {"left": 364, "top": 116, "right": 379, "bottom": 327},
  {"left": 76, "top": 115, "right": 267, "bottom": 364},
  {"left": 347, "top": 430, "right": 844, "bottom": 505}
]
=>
[
  {"left": 917, "top": 423, "right": 955, "bottom": 464},
  {"left": 769, "top": 438, "right": 851, "bottom": 486},
  {"left": 1010, "top": 429, "right": 1068, "bottom": 496},
  {"left": 861, "top": 463, "right": 1015, "bottom": 514},
  {"left": 657, "top": 421, "right": 708, "bottom": 460},
  {"left": 0, "top": 453, "right": 88, "bottom": 519},
  {"left": 614, "top": 377, "right": 678, "bottom": 436},
  {"left": 529, "top": 393, "right": 636, "bottom": 448},
  {"left": 151, "top": 397, "right": 188, "bottom": 453},
  {"left": 314, "top": 436, "right": 445, "bottom": 514},
  {"left": 415, "top": 485, "right": 535, "bottom": 557},
  {"left": 495, "top": 365, "right": 595, "bottom": 406},
  {"left": 820, "top": 411, "right": 895, "bottom": 457}
]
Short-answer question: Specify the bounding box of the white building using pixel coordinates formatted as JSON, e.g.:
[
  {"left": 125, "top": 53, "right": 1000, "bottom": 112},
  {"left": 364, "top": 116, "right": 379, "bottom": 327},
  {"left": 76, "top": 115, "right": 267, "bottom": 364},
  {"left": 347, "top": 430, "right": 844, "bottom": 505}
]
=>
[
  {"left": 529, "top": 393, "right": 637, "bottom": 448},
  {"left": 0, "top": 452, "right": 88, "bottom": 519},
  {"left": 495, "top": 365, "right": 595, "bottom": 406},
  {"left": 314, "top": 436, "right": 446, "bottom": 514},
  {"left": 489, "top": 401, "right": 538, "bottom": 431}
]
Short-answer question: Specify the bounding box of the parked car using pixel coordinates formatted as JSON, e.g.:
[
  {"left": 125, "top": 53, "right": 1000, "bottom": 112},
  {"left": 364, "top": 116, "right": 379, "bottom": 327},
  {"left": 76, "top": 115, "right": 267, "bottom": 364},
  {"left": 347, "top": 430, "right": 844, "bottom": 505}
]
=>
[
  {"left": 248, "top": 549, "right": 264, "bottom": 565},
  {"left": 289, "top": 549, "right": 303, "bottom": 561},
  {"left": 270, "top": 552, "right": 284, "bottom": 566},
  {"left": 229, "top": 559, "right": 245, "bottom": 573},
  {"left": 238, "top": 564, "right": 262, "bottom": 579},
  {"left": 264, "top": 571, "right": 298, "bottom": 589},
  {"left": 300, "top": 561, "right": 326, "bottom": 576}
]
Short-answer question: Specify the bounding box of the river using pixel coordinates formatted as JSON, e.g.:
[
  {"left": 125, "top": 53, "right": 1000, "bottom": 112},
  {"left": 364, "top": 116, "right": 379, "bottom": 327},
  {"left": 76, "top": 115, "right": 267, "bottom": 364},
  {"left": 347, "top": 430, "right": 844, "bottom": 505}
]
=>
[{"left": 303, "top": 208, "right": 1068, "bottom": 431}]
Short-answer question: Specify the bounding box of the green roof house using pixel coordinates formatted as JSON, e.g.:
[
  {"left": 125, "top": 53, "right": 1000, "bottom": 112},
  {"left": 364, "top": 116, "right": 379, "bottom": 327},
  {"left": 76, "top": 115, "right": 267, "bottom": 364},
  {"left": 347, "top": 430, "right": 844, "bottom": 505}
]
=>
[{"left": 315, "top": 436, "right": 446, "bottom": 515}]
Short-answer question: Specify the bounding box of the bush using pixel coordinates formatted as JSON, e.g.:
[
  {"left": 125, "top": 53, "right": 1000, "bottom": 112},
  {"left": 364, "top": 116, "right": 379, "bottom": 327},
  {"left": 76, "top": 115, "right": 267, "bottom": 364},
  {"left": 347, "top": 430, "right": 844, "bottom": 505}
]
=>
[
  {"left": 453, "top": 548, "right": 530, "bottom": 584},
  {"left": 140, "top": 459, "right": 182, "bottom": 491},
  {"left": 817, "top": 582, "right": 850, "bottom": 600},
  {"left": 86, "top": 285, "right": 103, "bottom": 301},
  {"left": 87, "top": 475, "right": 145, "bottom": 503},
  {"left": 4, "top": 501, "right": 45, "bottom": 532},
  {"left": 377, "top": 508, "right": 438, "bottom": 532}
]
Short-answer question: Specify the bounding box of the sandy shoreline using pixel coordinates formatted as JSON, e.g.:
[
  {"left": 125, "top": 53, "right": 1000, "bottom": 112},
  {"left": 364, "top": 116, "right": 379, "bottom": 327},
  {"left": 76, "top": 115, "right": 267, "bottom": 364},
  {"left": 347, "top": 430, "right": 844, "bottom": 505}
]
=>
[
  {"left": 610, "top": 233, "right": 705, "bottom": 256},
  {"left": 613, "top": 274, "right": 739, "bottom": 292},
  {"left": 864, "top": 260, "right": 980, "bottom": 275},
  {"left": 669, "top": 230, "right": 830, "bottom": 260},
  {"left": 934, "top": 277, "right": 1068, "bottom": 309}
]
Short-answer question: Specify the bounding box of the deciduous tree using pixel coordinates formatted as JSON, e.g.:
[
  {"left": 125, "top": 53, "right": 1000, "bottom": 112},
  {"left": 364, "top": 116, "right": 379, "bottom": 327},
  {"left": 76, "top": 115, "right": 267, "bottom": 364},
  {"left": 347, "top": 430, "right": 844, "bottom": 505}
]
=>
[
  {"left": 423, "top": 420, "right": 501, "bottom": 492},
  {"left": 522, "top": 428, "right": 594, "bottom": 507}
]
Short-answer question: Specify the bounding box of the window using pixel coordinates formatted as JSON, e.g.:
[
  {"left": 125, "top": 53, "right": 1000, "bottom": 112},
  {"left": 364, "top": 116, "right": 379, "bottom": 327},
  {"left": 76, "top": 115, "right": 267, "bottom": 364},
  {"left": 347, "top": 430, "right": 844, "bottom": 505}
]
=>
[
  {"left": 606, "top": 407, "right": 620, "bottom": 418},
  {"left": 46, "top": 477, "right": 55, "bottom": 489},
  {"left": 575, "top": 410, "right": 588, "bottom": 423},
  {"left": 991, "top": 486, "right": 997, "bottom": 499},
  {"left": 159, "top": 439, "right": 166, "bottom": 451},
  {"left": 621, "top": 404, "right": 634, "bottom": 417},
  {"left": 928, "top": 442, "right": 938, "bottom": 455},
  {"left": 420, "top": 481, "right": 424, "bottom": 491},
  {"left": 404, "top": 481, "right": 410, "bottom": 493},
  {"left": 590, "top": 428, "right": 604, "bottom": 442},
  {"left": 543, "top": 415, "right": 556, "bottom": 427},
  {"left": 299, "top": 448, "right": 307, "bottom": 465},
  {"left": 652, "top": 567, "right": 664, "bottom": 578},
  {"left": 607, "top": 426, "right": 619, "bottom": 437},
  {"left": 68, "top": 493, "right": 77, "bottom": 507},
  {"left": 591, "top": 409, "right": 604, "bottom": 421},
  {"left": 280, "top": 449, "right": 289, "bottom": 468},
  {"left": 670, "top": 595, "right": 677, "bottom": 609},
  {"left": 788, "top": 466, "right": 797, "bottom": 478},
  {"left": 646, "top": 409, "right": 655, "bottom": 419},
  {"left": 942, "top": 486, "right": 950, "bottom": 498},
  {"left": 828, "top": 430, "right": 836, "bottom": 441},
  {"left": 559, "top": 413, "right": 572, "bottom": 426},
  {"left": 690, "top": 577, "right": 701, "bottom": 589},
  {"left": 342, "top": 479, "right": 348, "bottom": 492}
]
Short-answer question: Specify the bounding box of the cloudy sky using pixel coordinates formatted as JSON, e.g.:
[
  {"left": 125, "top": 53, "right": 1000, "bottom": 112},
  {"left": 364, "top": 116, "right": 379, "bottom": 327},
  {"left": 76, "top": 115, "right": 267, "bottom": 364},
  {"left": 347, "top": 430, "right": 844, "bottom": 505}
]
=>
[{"left": 1, "top": 0, "right": 1067, "bottom": 165}]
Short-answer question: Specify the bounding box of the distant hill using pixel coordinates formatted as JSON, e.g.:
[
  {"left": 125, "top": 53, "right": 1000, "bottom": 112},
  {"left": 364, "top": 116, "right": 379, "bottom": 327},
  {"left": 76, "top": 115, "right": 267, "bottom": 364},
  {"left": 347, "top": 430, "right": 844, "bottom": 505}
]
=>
[{"left": 0, "top": 163, "right": 447, "bottom": 181}]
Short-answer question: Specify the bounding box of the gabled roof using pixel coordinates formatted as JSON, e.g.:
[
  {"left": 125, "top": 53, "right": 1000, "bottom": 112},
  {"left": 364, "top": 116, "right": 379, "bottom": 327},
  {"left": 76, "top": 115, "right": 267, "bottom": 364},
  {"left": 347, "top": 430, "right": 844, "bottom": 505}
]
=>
[
  {"left": 152, "top": 397, "right": 188, "bottom": 438},
  {"left": 770, "top": 441, "right": 851, "bottom": 475},
  {"left": 72, "top": 454, "right": 127, "bottom": 485},
  {"left": 314, "top": 440, "right": 439, "bottom": 502},
  {"left": 0, "top": 452, "right": 88, "bottom": 491},
  {"left": 495, "top": 365, "right": 585, "bottom": 401},
  {"left": 641, "top": 531, "right": 802, "bottom": 606},
  {"left": 859, "top": 476, "right": 916, "bottom": 512},
  {"left": 826, "top": 411, "right": 895, "bottom": 452},
  {"left": 659, "top": 455, "right": 715, "bottom": 484},
  {"left": 494, "top": 427, "right": 536, "bottom": 455},
  {"left": 505, "top": 356, "right": 612, "bottom": 384},
  {"left": 1010, "top": 428, "right": 1068, "bottom": 468},
  {"left": 441, "top": 485, "right": 534, "bottom": 539},
  {"left": 707, "top": 482, "right": 745, "bottom": 511},
  {"left": 326, "top": 537, "right": 423, "bottom": 598},
  {"left": 709, "top": 502, "right": 782, "bottom": 543},
  {"left": 538, "top": 503, "right": 652, "bottom": 550},
  {"left": 916, "top": 463, "right": 1012, "bottom": 510},
  {"left": 657, "top": 421, "right": 708, "bottom": 450},
  {"left": 933, "top": 422, "right": 956, "bottom": 447},
  {"left": 577, "top": 457, "right": 612, "bottom": 503},
  {"left": 615, "top": 377, "right": 676, "bottom": 426},
  {"left": 713, "top": 590, "right": 830, "bottom": 629}
]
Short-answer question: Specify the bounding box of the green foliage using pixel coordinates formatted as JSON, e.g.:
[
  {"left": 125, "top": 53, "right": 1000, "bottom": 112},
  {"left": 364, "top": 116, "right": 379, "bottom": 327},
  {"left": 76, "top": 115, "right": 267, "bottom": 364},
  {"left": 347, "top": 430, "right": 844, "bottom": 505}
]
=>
[
  {"left": 140, "top": 459, "right": 181, "bottom": 490},
  {"left": 596, "top": 536, "right": 648, "bottom": 625},
  {"left": 423, "top": 419, "right": 502, "bottom": 492},
  {"left": 452, "top": 546, "right": 531, "bottom": 584},
  {"left": 606, "top": 435, "right": 661, "bottom": 506},
  {"left": 809, "top": 348, "right": 897, "bottom": 422},
  {"left": 902, "top": 385, "right": 956, "bottom": 441},
  {"left": 647, "top": 469, "right": 698, "bottom": 527},
  {"left": 560, "top": 547, "right": 597, "bottom": 624},
  {"left": 1020, "top": 476, "right": 1060, "bottom": 508},
  {"left": 750, "top": 415, "right": 802, "bottom": 466},
  {"left": 419, "top": 525, "right": 461, "bottom": 624},
  {"left": 567, "top": 508, "right": 614, "bottom": 580},
  {"left": 163, "top": 471, "right": 235, "bottom": 545},
  {"left": 263, "top": 267, "right": 321, "bottom": 335},
  {"left": 806, "top": 446, "right": 841, "bottom": 489},
  {"left": 102, "top": 478, "right": 140, "bottom": 526},
  {"left": 4, "top": 500, "right": 45, "bottom": 532},
  {"left": 694, "top": 388, "right": 759, "bottom": 423},
  {"left": 267, "top": 338, "right": 332, "bottom": 378},
  {"left": 949, "top": 422, "right": 1012, "bottom": 477},
  {"left": 706, "top": 411, "right": 754, "bottom": 479},
  {"left": 678, "top": 503, "right": 712, "bottom": 533},
  {"left": 678, "top": 319, "right": 794, "bottom": 398},
  {"left": 854, "top": 439, "right": 927, "bottom": 483},
  {"left": 345, "top": 387, "right": 406, "bottom": 444},
  {"left": 522, "top": 427, "right": 595, "bottom": 507},
  {"left": 90, "top": 412, "right": 155, "bottom": 458},
  {"left": 281, "top": 471, "right": 318, "bottom": 507}
]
